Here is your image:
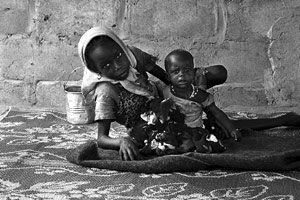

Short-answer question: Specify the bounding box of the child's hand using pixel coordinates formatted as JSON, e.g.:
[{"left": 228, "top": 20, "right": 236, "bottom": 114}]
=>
[{"left": 119, "top": 137, "right": 141, "bottom": 161}]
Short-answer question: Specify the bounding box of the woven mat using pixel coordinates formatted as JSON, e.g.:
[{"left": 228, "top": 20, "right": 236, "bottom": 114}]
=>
[{"left": 0, "top": 108, "right": 300, "bottom": 199}]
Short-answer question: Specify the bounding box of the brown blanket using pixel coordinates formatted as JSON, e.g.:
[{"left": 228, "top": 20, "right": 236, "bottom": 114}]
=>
[{"left": 67, "top": 128, "right": 300, "bottom": 173}]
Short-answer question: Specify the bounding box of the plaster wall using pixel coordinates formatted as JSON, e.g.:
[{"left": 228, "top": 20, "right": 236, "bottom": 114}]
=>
[{"left": 0, "top": 0, "right": 300, "bottom": 109}]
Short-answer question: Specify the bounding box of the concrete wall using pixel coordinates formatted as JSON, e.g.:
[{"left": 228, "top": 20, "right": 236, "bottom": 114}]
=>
[{"left": 1, "top": 0, "right": 300, "bottom": 109}]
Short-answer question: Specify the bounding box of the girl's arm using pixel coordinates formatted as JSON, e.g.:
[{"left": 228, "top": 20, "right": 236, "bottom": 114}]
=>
[
  {"left": 148, "top": 64, "right": 170, "bottom": 85},
  {"left": 97, "top": 119, "right": 140, "bottom": 160},
  {"left": 206, "top": 103, "right": 241, "bottom": 141},
  {"left": 128, "top": 46, "right": 170, "bottom": 85}
]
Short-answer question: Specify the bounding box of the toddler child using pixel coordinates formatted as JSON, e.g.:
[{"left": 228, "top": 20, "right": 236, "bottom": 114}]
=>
[
  {"left": 130, "top": 49, "right": 239, "bottom": 155},
  {"left": 160, "top": 49, "right": 300, "bottom": 153},
  {"left": 163, "top": 49, "right": 241, "bottom": 138},
  {"left": 162, "top": 49, "right": 241, "bottom": 153}
]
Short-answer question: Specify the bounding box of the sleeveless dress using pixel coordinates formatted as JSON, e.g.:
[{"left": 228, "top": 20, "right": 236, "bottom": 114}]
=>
[{"left": 163, "top": 86, "right": 214, "bottom": 128}]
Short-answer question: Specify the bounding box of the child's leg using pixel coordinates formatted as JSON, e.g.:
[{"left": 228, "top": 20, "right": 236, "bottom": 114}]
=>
[
  {"left": 232, "top": 112, "right": 300, "bottom": 130},
  {"left": 205, "top": 65, "right": 227, "bottom": 89}
]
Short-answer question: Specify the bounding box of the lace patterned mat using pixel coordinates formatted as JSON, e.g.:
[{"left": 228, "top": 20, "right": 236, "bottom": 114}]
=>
[{"left": 0, "top": 109, "right": 299, "bottom": 199}]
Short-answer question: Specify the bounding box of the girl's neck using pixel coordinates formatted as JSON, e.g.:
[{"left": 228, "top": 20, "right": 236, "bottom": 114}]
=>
[{"left": 170, "top": 84, "right": 198, "bottom": 99}]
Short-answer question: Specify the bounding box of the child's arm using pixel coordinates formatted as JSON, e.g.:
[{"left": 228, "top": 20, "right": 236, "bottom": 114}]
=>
[
  {"left": 97, "top": 119, "right": 140, "bottom": 161},
  {"left": 206, "top": 103, "right": 241, "bottom": 141}
]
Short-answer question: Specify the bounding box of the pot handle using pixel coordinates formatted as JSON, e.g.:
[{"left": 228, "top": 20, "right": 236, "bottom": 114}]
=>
[{"left": 63, "top": 67, "right": 82, "bottom": 90}]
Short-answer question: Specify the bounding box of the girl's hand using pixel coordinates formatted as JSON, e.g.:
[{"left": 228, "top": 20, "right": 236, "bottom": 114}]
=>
[
  {"left": 135, "top": 75, "right": 153, "bottom": 92},
  {"left": 119, "top": 137, "right": 141, "bottom": 161},
  {"left": 230, "top": 129, "right": 242, "bottom": 142}
]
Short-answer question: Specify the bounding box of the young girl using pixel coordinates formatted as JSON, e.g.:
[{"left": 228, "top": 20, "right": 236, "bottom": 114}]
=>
[
  {"left": 78, "top": 27, "right": 228, "bottom": 161},
  {"left": 163, "top": 49, "right": 300, "bottom": 141}
]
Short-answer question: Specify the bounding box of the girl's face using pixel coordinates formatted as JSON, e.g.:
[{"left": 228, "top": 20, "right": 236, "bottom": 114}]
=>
[
  {"left": 89, "top": 40, "right": 130, "bottom": 80},
  {"left": 167, "top": 55, "right": 195, "bottom": 89}
]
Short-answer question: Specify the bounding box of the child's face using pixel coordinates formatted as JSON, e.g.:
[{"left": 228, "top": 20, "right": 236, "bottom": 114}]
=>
[
  {"left": 89, "top": 40, "right": 130, "bottom": 80},
  {"left": 167, "top": 55, "right": 195, "bottom": 89}
]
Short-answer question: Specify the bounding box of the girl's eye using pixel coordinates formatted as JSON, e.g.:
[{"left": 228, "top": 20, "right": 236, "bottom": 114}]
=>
[{"left": 116, "top": 52, "right": 122, "bottom": 59}]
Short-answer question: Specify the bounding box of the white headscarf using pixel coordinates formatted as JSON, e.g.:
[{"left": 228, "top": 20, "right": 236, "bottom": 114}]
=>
[{"left": 78, "top": 26, "right": 154, "bottom": 98}]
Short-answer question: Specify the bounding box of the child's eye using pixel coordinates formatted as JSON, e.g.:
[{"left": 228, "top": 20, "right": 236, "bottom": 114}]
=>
[{"left": 103, "top": 63, "right": 110, "bottom": 69}]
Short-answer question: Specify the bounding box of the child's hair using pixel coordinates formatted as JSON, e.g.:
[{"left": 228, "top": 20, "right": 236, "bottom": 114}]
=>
[
  {"left": 164, "top": 49, "right": 194, "bottom": 72},
  {"left": 84, "top": 36, "right": 116, "bottom": 73}
]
